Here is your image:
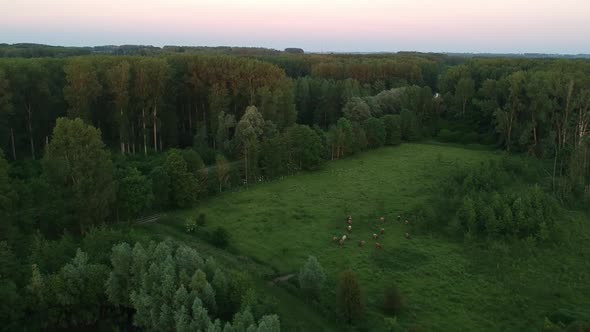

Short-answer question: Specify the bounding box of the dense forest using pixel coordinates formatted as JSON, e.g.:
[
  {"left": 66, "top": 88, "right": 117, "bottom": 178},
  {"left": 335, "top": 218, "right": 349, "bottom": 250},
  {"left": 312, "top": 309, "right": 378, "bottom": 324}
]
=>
[{"left": 1, "top": 45, "right": 589, "bottom": 331}]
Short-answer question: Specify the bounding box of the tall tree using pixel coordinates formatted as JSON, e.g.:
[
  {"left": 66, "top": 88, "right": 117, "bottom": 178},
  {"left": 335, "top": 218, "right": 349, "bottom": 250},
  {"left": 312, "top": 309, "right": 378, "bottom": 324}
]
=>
[
  {"left": 105, "top": 60, "right": 131, "bottom": 154},
  {"left": 42, "top": 118, "right": 115, "bottom": 233},
  {"left": 215, "top": 154, "right": 230, "bottom": 192},
  {"left": 63, "top": 58, "right": 101, "bottom": 123},
  {"left": 337, "top": 270, "right": 364, "bottom": 323},
  {"left": 455, "top": 77, "right": 475, "bottom": 116},
  {"left": 495, "top": 71, "right": 526, "bottom": 152},
  {"left": 235, "top": 106, "right": 265, "bottom": 184},
  {"left": 0, "top": 69, "right": 14, "bottom": 159},
  {"left": 6, "top": 60, "right": 51, "bottom": 159},
  {"left": 209, "top": 83, "right": 230, "bottom": 149}
]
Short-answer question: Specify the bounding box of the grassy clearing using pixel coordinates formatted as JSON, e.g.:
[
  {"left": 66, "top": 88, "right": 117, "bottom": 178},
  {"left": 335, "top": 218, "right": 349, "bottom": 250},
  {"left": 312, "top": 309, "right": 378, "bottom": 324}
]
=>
[{"left": 139, "top": 143, "right": 589, "bottom": 331}]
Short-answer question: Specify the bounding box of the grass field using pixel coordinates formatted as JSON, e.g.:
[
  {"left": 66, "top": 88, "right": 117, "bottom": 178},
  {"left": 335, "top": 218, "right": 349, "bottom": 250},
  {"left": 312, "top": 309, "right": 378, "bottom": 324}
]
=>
[{"left": 138, "top": 143, "right": 590, "bottom": 331}]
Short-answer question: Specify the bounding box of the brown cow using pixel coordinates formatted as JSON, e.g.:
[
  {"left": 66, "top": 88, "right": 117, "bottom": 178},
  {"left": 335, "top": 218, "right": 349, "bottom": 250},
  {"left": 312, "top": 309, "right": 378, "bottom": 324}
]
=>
[
  {"left": 375, "top": 242, "right": 382, "bottom": 249},
  {"left": 380, "top": 228, "right": 385, "bottom": 235},
  {"left": 373, "top": 233, "right": 379, "bottom": 240}
]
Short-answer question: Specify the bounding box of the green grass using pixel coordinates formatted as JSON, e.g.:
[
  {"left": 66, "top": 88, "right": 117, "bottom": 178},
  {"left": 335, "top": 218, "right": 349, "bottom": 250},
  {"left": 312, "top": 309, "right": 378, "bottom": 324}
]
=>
[{"left": 139, "top": 143, "right": 590, "bottom": 331}]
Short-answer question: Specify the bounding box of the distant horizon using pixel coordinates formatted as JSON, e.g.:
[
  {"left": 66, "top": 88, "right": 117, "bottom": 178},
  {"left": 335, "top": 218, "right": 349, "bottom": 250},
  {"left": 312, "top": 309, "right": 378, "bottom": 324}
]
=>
[
  {"left": 3, "top": 42, "right": 590, "bottom": 56},
  {"left": 2, "top": 0, "right": 590, "bottom": 54}
]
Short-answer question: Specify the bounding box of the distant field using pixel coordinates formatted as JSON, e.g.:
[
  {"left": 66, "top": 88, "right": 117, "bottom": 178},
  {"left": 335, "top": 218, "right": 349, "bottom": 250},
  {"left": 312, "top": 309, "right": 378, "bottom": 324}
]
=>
[{"left": 140, "top": 143, "right": 590, "bottom": 331}]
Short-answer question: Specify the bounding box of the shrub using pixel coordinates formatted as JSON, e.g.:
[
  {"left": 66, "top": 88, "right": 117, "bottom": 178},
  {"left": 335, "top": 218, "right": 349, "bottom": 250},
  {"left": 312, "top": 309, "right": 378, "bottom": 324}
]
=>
[
  {"left": 298, "top": 256, "right": 326, "bottom": 299},
  {"left": 209, "top": 227, "right": 230, "bottom": 248},
  {"left": 197, "top": 213, "right": 206, "bottom": 227},
  {"left": 382, "top": 284, "right": 403, "bottom": 315},
  {"left": 185, "top": 218, "right": 197, "bottom": 233},
  {"left": 437, "top": 129, "right": 455, "bottom": 142},
  {"left": 337, "top": 270, "right": 364, "bottom": 323}
]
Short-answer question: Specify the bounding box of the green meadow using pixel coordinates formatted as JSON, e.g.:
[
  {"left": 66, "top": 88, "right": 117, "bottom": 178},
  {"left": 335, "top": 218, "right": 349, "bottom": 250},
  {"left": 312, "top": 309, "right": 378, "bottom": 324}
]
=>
[{"left": 138, "top": 144, "right": 590, "bottom": 331}]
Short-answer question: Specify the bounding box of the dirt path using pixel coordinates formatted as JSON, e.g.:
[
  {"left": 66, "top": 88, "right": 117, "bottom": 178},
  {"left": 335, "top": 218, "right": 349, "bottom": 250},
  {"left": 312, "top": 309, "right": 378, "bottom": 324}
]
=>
[{"left": 269, "top": 273, "right": 296, "bottom": 286}]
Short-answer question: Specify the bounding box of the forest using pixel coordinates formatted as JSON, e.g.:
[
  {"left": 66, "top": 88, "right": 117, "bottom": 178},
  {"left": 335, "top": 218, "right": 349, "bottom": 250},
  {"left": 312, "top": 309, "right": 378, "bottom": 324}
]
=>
[{"left": 0, "top": 46, "right": 589, "bottom": 331}]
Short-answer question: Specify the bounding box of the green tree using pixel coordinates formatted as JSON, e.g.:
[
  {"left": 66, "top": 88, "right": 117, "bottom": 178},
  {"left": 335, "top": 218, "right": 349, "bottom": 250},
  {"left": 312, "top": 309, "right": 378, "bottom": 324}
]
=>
[
  {"left": 284, "top": 125, "right": 324, "bottom": 170},
  {"left": 363, "top": 117, "right": 386, "bottom": 148},
  {"left": 209, "top": 83, "right": 231, "bottom": 149},
  {"left": 458, "top": 196, "right": 477, "bottom": 234},
  {"left": 343, "top": 97, "right": 371, "bottom": 123},
  {"left": 149, "top": 166, "right": 170, "bottom": 209},
  {"left": 0, "top": 70, "right": 12, "bottom": 159},
  {"left": 215, "top": 112, "right": 236, "bottom": 154},
  {"left": 400, "top": 109, "right": 421, "bottom": 141},
  {"left": 298, "top": 256, "right": 326, "bottom": 299},
  {"left": 455, "top": 77, "right": 475, "bottom": 116},
  {"left": 4, "top": 60, "right": 51, "bottom": 159},
  {"left": 215, "top": 154, "right": 231, "bottom": 192},
  {"left": 235, "top": 106, "right": 265, "bottom": 184},
  {"left": 382, "top": 114, "right": 402, "bottom": 145},
  {"left": 116, "top": 167, "right": 153, "bottom": 220},
  {"left": 164, "top": 150, "right": 199, "bottom": 208},
  {"left": 337, "top": 270, "right": 364, "bottom": 323},
  {"left": 105, "top": 60, "right": 131, "bottom": 154},
  {"left": 63, "top": 58, "right": 101, "bottom": 122},
  {"left": 43, "top": 118, "right": 115, "bottom": 233}
]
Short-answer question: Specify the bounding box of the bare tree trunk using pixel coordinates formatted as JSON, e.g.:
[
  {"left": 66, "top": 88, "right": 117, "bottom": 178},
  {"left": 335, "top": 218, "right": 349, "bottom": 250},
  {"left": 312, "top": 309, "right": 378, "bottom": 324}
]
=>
[
  {"left": 131, "top": 122, "right": 136, "bottom": 154},
  {"left": 153, "top": 104, "right": 158, "bottom": 152},
  {"left": 142, "top": 108, "right": 147, "bottom": 155},
  {"left": 462, "top": 98, "right": 467, "bottom": 116},
  {"left": 26, "top": 104, "right": 35, "bottom": 159},
  {"left": 120, "top": 109, "right": 125, "bottom": 154},
  {"left": 244, "top": 147, "right": 248, "bottom": 185},
  {"left": 10, "top": 128, "right": 16, "bottom": 160},
  {"left": 189, "top": 104, "right": 193, "bottom": 132},
  {"left": 552, "top": 148, "right": 558, "bottom": 192}
]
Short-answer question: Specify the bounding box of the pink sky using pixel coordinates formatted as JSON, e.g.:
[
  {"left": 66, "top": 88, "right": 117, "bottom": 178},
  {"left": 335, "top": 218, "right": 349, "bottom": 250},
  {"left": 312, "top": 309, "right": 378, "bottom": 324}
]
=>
[{"left": 2, "top": 0, "right": 589, "bottom": 53}]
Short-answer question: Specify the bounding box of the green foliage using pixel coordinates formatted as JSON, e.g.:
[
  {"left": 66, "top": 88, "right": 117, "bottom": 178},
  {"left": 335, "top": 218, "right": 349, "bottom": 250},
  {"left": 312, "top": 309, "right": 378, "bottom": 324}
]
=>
[
  {"left": 284, "top": 124, "right": 324, "bottom": 171},
  {"left": 209, "top": 227, "right": 230, "bottom": 249},
  {"left": 149, "top": 166, "right": 170, "bottom": 209},
  {"left": 116, "top": 167, "right": 153, "bottom": 220},
  {"left": 400, "top": 109, "right": 421, "bottom": 141},
  {"left": 298, "top": 256, "right": 326, "bottom": 299},
  {"left": 337, "top": 270, "right": 364, "bottom": 323},
  {"left": 343, "top": 97, "right": 372, "bottom": 122},
  {"left": 164, "top": 150, "right": 199, "bottom": 208},
  {"left": 382, "top": 114, "right": 402, "bottom": 146},
  {"left": 363, "top": 117, "right": 386, "bottom": 148},
  {"left": 382, "top": 284, "right": 404, "bottom": 316},
  {"left": 43, "top": 118, "right": 116, "bottom": 233}
]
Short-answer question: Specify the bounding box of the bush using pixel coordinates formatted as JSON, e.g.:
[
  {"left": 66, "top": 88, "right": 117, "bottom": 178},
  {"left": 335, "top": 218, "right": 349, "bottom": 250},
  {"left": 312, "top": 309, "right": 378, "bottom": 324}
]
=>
[
  {"left": 461, "top": 131, "right": 479, "bottom": 144},
  {"left": 185, "top": 218, "right": 197, "bottom": 233},
  {"left": 382, "top": 284, "right": 403, "bottom": 315},
  {"left": 298, "top": 256, "right": 326, "bottom": 299},
  {"left": 337, "top": 270, "right": 364, "bottom": 323},
  {"left": 437, "top": 129, "right": 455, "bottom": 142},
  {"left": 209, "top": 227, "right": 230, "bottom": 248},
  {"left": 197, "top": 213, "right": 206, "bottom": 227}
]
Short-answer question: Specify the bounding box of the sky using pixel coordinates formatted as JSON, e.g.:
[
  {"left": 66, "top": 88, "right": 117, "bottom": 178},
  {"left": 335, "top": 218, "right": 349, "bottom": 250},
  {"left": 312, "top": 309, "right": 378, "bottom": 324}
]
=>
[{"left": 1, "top": 0, "right": 589, "bottom": 54}]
